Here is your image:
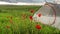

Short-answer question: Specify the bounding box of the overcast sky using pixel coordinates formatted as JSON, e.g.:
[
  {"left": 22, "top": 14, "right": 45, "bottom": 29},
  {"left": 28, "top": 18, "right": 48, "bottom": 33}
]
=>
[{"left": 0, "top": 0, "right": 54, "bottom": 3}]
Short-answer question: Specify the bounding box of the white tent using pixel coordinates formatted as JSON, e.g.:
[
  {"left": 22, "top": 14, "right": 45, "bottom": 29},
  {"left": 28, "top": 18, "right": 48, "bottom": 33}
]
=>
[{"left": 33, "top": 3, "right": 60, "bottom": 29}]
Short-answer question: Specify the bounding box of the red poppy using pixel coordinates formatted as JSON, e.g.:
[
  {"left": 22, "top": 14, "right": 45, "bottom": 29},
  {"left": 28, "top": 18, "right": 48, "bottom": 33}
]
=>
[
  {"left": 29, "top": 16, "right": 33, "bottom": 20},
  {"left": 36, "top": 24, "right": 41, "bottom": 30},
  {"left": 37, "top": 13, "right": 42, "bottom": 17},
  {"left": 30, "top": 9, "right": 34, "bottom": 13},
  {"left": 6, "top": 26, "right": 10, "bottom": 29}
]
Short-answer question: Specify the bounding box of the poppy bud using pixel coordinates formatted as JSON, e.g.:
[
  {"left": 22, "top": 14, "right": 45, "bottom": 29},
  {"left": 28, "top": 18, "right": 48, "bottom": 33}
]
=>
[{"left": 30, "top": 9, "right": 34, "bottom": 13}]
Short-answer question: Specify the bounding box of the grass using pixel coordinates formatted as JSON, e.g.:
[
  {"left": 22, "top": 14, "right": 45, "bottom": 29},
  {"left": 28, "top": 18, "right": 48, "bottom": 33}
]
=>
[{"left": 0, "top": 5, "right": 60, "bottom": 34}]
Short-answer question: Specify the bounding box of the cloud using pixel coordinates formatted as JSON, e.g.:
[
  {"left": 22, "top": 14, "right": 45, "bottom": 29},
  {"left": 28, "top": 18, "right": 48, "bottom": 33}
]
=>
[{"left": 0, "top": 0, "right": 54, "bottom": 3}]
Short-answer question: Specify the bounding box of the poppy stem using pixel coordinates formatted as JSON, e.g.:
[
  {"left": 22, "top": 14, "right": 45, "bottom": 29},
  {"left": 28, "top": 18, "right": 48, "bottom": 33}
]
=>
[
  {"left": 38, "top": 30, "right": 40, "bottom": 34},
  {"left": 32, "top": 29, "right": 33, "bottom": 34},
  {"left": 30, "top": 20, "right": 33, "bottom": 34}
]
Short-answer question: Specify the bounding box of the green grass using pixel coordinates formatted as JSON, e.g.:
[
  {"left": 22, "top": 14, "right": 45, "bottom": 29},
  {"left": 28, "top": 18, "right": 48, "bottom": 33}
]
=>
[{"left": 0, "top": 5, "right": 60, "bottom": 34}]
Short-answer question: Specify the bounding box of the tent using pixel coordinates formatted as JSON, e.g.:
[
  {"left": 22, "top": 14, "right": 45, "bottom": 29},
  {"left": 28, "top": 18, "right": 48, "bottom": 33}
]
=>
[{"left": 33, "top": 3, "right": 60, "bottom": 29}]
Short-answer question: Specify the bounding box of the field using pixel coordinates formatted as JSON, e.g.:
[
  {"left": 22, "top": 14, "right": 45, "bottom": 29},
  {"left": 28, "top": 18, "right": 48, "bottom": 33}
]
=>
[{"left": 0, "top": 5, "right": 60, "bottom": 34}]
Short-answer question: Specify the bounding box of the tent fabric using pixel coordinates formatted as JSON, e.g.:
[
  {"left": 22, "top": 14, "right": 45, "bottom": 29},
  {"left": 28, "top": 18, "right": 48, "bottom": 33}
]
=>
[{"left": 33, "top": 3, "right": 60, "bottom": 29}]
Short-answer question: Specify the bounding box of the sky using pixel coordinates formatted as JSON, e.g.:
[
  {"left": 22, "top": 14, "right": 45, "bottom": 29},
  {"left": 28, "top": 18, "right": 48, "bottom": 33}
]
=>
[{"left": 0, "top": 0, "right": 55, "bottom": 3}]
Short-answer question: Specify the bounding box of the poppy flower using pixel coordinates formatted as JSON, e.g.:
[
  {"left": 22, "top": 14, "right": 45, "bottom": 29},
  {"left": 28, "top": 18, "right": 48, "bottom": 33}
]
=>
[
  {"left": 30, "top": 9, "right": 34, "bottom": 13},
  {"left": 6, "top": 26, "right": 10, "bottom": 29},
  {"left": 37, "top": 13, "right": 42, "bottom": 17},
  {"left": 36, "top": 24, "right": 41, "bottom": 30},
  {"left": 29, "top": 16, "right": 33, "bottom": 20}
]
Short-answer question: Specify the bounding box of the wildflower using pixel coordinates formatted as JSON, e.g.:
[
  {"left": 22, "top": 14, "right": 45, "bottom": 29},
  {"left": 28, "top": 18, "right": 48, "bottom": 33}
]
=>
[
  {"left": 29, "top": 16, "right": 33, "bottom": 20},
  {"left": 37, "top": 13, "right": 42, "bottom": 17},
  {"left": 30, "top": 9, "right": 34, "bottom": 13},
  {"left": 36, "top": 24, "right": 41, "bottom": 30}
]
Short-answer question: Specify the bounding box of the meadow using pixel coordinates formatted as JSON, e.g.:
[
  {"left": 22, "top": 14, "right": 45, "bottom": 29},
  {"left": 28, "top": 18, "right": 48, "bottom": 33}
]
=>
[{"left": 0, "top": 5, "right": 60, "bottom": 34}]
